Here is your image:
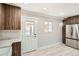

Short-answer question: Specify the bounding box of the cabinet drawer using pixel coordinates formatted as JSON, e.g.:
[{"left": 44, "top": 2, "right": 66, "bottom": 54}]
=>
[{"left": 66, "top": 39, "right": 77, "bottom": 48}]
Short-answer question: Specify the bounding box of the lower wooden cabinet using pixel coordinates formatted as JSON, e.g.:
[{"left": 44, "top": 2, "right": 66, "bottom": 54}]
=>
[{"left": 12, "top": 42, "right": 21, "bottom": 56}]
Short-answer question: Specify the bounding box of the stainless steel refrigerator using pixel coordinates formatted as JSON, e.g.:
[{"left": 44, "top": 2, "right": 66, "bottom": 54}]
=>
[{"left": 66, "top": 24, "right": 79, "bottom": 49}]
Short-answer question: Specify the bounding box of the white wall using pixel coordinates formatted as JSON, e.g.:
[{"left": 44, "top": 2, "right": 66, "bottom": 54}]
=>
[
  {"left": 21, "top": 15, "right": 62, "bottom": 48},
  {"left": 38, "top": 18, "right": 62, "bottom": 47}
]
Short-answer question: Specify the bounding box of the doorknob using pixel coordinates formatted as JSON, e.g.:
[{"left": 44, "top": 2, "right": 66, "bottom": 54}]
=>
[
  {"left": 34, "top": 34, "right": 36, "bottom": 37},
  {"left": 34, "top": 34, "right": 36, "bottom": 35}
]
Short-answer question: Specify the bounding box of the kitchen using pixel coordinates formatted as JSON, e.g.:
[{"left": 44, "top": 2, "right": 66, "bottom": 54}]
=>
[{"left": 1, "top": 3, "right": 79, "bottom": 56}]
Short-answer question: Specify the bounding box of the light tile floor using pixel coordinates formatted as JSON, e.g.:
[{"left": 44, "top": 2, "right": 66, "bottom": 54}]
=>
[{"left": 23, "top": 44, "right": 79, "bottom": 56}]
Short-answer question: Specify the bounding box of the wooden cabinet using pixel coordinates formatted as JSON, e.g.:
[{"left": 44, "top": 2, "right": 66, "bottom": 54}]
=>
[
  {"left": 0, "top": 4, "right": 5, "bottom": 30},
  {"left": 0, "top": 4, "right": 21, "bottom": 30},
  {"left": 63, "top": 15, "right": 79, "bottom": 25},
  {"left": 12, "top": 42, "right": 21, "bottom": 56},
  {"left": 5, "top": 4, "right": 21, "bottom": 30}
]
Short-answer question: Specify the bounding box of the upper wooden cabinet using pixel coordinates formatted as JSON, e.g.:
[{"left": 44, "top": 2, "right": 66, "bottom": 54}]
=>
[
  {"left": 63, "top": 15, "right": 79, "bottom": 25},
  {"left": 0, "top": 4, "right": 5, "bottom": 30},
  {"left": 0, "top": 4, "right": 21, "bottom": 30}
]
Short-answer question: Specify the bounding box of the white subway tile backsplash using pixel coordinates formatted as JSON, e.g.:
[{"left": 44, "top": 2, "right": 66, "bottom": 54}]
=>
[{"left": 0, "top": 30, "right": 20, "bottom": 40}]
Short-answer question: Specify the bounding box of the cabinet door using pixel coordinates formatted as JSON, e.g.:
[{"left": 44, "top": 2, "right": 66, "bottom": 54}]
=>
[
  {"left": 5, "top": 4, "right": 21, "bottom": 30},
  {"left": 13, "top": 7, "right": 21, "bottom": 30},
  {"left": 0, "top": 4, "right": 5, "bottom": 30},
  {"left": 5, "top": 5, "right": 12, "bottom": 29}
]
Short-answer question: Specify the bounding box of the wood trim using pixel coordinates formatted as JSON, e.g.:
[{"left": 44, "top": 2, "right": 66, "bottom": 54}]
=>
[{"left": 62, "top": 25, "right": 66, "bottom": 44}]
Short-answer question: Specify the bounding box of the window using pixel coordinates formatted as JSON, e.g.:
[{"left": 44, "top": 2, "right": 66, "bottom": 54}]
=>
[{"left": 44, "top": 21, "right": 52, "bottom": 32}]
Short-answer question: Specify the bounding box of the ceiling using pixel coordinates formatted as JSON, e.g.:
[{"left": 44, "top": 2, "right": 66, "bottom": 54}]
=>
[{"left": 12, "top": 3, "right": 79, "bottom": 19}]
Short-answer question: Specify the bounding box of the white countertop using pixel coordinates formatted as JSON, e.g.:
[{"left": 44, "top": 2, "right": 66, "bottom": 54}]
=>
[{"left": 0, "top": 39, "right": 21, "bottom": 48}]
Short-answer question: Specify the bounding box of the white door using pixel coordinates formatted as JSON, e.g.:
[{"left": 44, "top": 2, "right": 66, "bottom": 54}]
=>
[{"left": 22, "top": 21, "right": 38, "bottom": 53}]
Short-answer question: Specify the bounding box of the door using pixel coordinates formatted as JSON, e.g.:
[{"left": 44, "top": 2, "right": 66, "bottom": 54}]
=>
[{"left": 22, "top": 21, "right": 37, "bottom": 53}]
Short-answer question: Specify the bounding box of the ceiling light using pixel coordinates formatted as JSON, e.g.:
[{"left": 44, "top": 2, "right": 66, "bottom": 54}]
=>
[
  {"left": 44, "top": 22, "right": 48, "bottom": 24},
  {"left": 43, "top": 8, "right": 47, "bottom": 10}
]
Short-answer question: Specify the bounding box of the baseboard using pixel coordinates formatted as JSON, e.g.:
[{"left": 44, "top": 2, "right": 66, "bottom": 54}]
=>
[{"left": 37, "top": 42, "right": 62, "bottom": 50}]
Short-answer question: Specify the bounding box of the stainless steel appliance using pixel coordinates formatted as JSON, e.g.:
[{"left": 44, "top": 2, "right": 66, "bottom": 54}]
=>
[{"left": 66, "top": 24, "right": 79, "bottom": 49}]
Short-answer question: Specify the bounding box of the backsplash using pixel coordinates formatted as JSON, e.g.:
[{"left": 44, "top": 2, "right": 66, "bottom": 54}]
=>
[{"left": 0, "top": 30, "right": 21, "bottom": 40}]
